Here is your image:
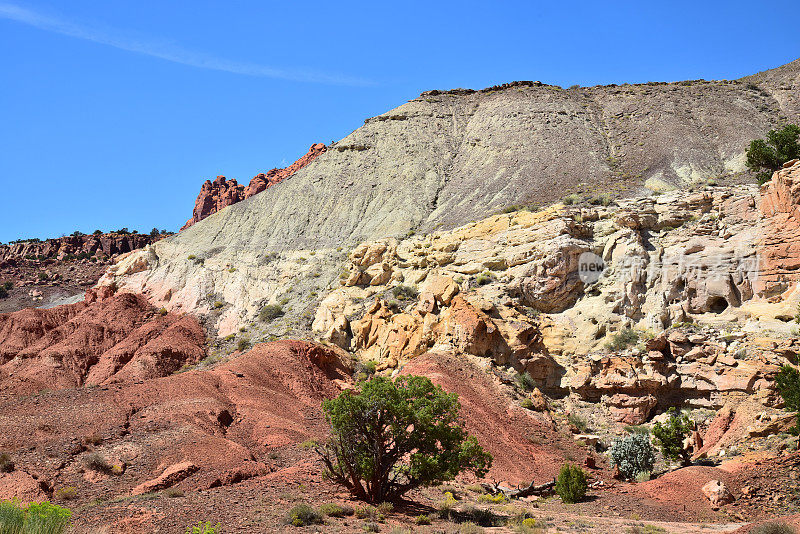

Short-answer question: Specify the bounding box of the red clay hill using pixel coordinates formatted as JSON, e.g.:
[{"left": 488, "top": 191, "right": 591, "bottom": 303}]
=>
[{"left": 181, "top": 143, "right": 326, "bottom": 230}]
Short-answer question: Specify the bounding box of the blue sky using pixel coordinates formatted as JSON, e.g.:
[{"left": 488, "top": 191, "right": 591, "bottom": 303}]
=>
[{"left": 1, "top": 1, "right": 798, "bottom": 243}]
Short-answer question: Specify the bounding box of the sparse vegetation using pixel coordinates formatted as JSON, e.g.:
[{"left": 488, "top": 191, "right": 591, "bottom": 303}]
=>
[
  {"left": 750, "top": 521, "right": 796, "bottom": 534},
  {"left": 184, "top": 520, "right": 222, "bottom": 534},
  {"left": 746, "top": 124, "right": 800, "bottom": 184},
  {"left": 609, "top": 433, "right": 655, "bottom": 480},
  {"left": 236, "top": 338, "right": 250, "bottom": 352},
  {"left": 520, "top": 398, "right": 534, "bottom": 410},
  {"left": 0, "top": 500, "right": 72, "bottom": 534},
  {"left": 319, "top": 503, "right": 353, "bottom": 517},
  {"left": 652, "top": 407, "right": 693, "bottom": 465},
  {"left": 53, "top": 487, "right": 78, "bottom": 501},
  {"left": 391, "top": 285, "right": 418, "bottom": 300},
  {"left": 606, "top": 328, "right": 639, "bottom": 351},
  {"left": 514, "top": 371, "right": 536, "bottom": 392},
  {"left": 562, "top": 193, "right": 581, "bottom": 205},
  {"left": 164, "top": 487, "right": 184, "bottom": 498},
  {"left": 83, "top": 452, "right": 112, "bottom": 473},
  {"left": 567, "top": 413, "right": 589, "bottom": 433},
  {"left": 775, "top": 364, "right": 800, "bottom": 435},
  {"left": 315, "top": 375, "right": 492, "bottom": 502},
  {"left": 555, "top": 463, "right": 588, "bottom": 504},
  {"left": 285, "top": 504, "right": 323, "bottom": 527},
  {"left": 476, "top": 272, "right": 495, "bottom": 286},
  {"left": 259, "top": 304, "right": 285, "bottom": 322}
]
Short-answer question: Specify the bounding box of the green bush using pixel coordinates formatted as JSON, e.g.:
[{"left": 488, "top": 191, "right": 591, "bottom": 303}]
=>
[
  {"left": 776, "top": 365, "right": 800, "bottom": 435},
  {"left": 0, "top": 500, "right": 72, "bottom": 534},
  {"left": 319, "top": 503, "right": 353, "bottom": 517},
  {"left": 414, "top": 514, "right": 431, "bottom": 525},
  {"left": 476, "top": 272, "right": 495, "bottom": 286},
  {"left": 567, "top": 413, "right": 589, "bottom": 433},
  {"left": 606, "top": 328, "right": 639, "bottom": 351},
  {"left": 652, "top": 408, "right": 693, "bottom": 465},
  {"left": 3, "top": 282, "right": 12, "bottom": 291},
  {"left": 83, "top": 452, "right": 111, "bottom": 473},
  {"left": 285, "top": 504, "right": 322, "bottom": 526},
  {"left": 259, "top": 304, "right": 285, "bottom": 323},
  {"left": 514, "top": 372, "right": 536, "bottom": 392},
  {"left": 391, "top": 285, "right": 418, "bottom": 301},
  {"left": 316, "top": 375, "right": 492, "bottom": 502},
  {"left": 520, "top": 398, "right": 534, "bottom": 410},
  {"left": 609, "top": 433, "right": 655, "bottom": 480},
  {"left": 555, "top": 464, "right": 587, "bottom": 504},
  {"left": 184, "top": 521, "right": 221, "bottom": 534},
  {"left": 746, "top": 124, "right": 800, "bottom": 184},
  {"left": 236, "top": 338, "right": 250, "bottom": 352}
]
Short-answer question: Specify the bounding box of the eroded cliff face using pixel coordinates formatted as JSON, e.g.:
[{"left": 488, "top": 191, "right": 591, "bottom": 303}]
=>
[{"left": 306, "top": 162, "right": 800, "bottom": 427}]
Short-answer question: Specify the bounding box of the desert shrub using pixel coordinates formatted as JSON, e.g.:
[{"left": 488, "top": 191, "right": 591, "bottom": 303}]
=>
[
  {"left": 317, "top": 375, "right": 491, "bottom": 502},
  {"left": 259, "top": 304, "right": 284, "bottom": 322},
  {"left": 606, "top": 328, "right": 639, "bottom": 351},
  {"left": 354, "top": 505, "right": 379, "bottom": 520},
  {"left": 414, "top": 514, "right": 431, "bottom": 525},
  {"left": 164, "top": 487, "right": 184, "bottom": 498},
  {"left": 437, "top": 491, "right": 457, "bottom": 520},
  {"left": 0, "top": 500, "right": 72, "bottom": 534},
  {"left": 459, "top": 523, "right": 484, "bottom": 534},
  {"left": 476, "top": 272, "right": 495, "bottom": 286},
  {"left": 589, "top": 193, "right": 612, "bottom": 206},
  {"left": 158, "top": 307, "right": 168, "bottom": 316},
  {"left": 187, "top": 255, "right": 196, "bottom": 260},
  {"left": 53, "top": 487, "right": 78, "bottom": 501},
  {"left": 562, "top": 194, "right": 581, "bottom": 205},
  {"left": 363, "top": 522, "right": 381, "bottom": 532},
  {"left": 514, "top": 372, "right": 536, "bottom": 392},
  {"left": 520, "top": 398, "right": 534, "bottom": 410},
  {"left": 38, "top": 272, "right": 48, "bottom": 281},
  {"left": 634, "top": 471, "right": 651, "bottom": 482},
  {"left": 746, "top": 124, "right": 800, "bottom": 184},
  {"left": 2, "top": 282, "right": 11, "bottom": 291},
  {"left": 83, "top": 452, "right": 111, "bottom": 473},
  {"left": 555, "top": 464, "right": 587, "bottom": 504},
  {"left": 477, "top": 492, "right": 507, "bottom": 504},
  {"left": 353, "top": 360, "right": 377, "bottom": 382},
  {"left": 459, "top": 505, "right": 501, "bottom": 527},
  {"left": 776, "top": 365, "right": 800, "bottom": 435},
  {"left": 184, "top": 521, "right": 221, "bottom": 534},
  {"left": 0, "top": 287, "right": 7, "bottom": 299},
  {"left": 391, "top": 285, "right": 418, "bottom": 300},
  {"left": 376, "top": 502, "right": 394, "bottom": 516},
  {"left": 236, "top": 338, "right": 250, "bottom": 352},
  {"left": 567, "top": 413, "right": 589, "bottom": 433},
  {"left": 623, "top": 424, "right": 650, "bottom": 435},
  {"left": 0, "top": 453, "right": 14, "bottom": 473},
  {"left": 652, "top": 408, "right": 693, "bottom": 465},
  {"left": 751, "top": 521, "right": 796, "bottom": 534},
  {"left": 319, "top": 503, "right": 353, "bottom": 517},
  {"left": 609, "top": 433, "right": 655, "bottom": 480},
  {"left": 285, "top": 504, "right": 322, "bottom": 526}
]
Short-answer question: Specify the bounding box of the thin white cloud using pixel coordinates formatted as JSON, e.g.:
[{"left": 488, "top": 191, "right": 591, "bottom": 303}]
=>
[{"left": 0, "top": 2, "right": 373, "bottom": 86}]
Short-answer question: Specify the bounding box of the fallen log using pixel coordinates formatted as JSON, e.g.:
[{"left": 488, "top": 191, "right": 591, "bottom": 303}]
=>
[{"left": 483, "top": 479, "right": 556, "bottom": 499}]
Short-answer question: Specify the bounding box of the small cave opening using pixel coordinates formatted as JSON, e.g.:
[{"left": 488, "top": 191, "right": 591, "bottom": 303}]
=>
[{"left": 708, "top": 296, "right": 729, "bottom": 314}]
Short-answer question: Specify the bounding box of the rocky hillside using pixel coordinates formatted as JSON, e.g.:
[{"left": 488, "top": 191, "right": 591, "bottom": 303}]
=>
[{"left": 97, "top": 60, "right": 800, "bottom": 336}]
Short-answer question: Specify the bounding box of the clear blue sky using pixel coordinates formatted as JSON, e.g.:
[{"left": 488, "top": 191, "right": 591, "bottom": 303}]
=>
[{"left": 1, "top": 1, "right": 798, "bottom": 243}]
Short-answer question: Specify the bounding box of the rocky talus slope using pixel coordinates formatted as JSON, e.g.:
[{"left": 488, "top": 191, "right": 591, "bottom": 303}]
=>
[
  {"left": 98, "top": 60, "right": 800, "bottom": 336},
  {"left": 181, "top": 143, "right": 327, "bottom": 230}
]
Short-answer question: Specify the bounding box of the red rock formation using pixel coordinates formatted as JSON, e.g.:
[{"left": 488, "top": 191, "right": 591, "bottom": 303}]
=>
[
  {"left": 758, "top": 160, "right": 800, "bottom": 293},
  {"left": 0, "top": 232, "right": 167, "bottom": 263},
  {"left": 0, "top": 290, "right": 205, "bottom": 394},
  {"left": 182, "top": 143, "right": 326, "bottom": 230}
]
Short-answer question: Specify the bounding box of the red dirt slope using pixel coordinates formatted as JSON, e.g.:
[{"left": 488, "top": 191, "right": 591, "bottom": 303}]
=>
[
  {"left": 402, "top": 351, "right": 594, "bottom": 485},
  {"left": 0, "top": 340, "right": 350, "bottom": 502},
  {"left": 0, "top": 291, "right": 205, "bottom": 394}
]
